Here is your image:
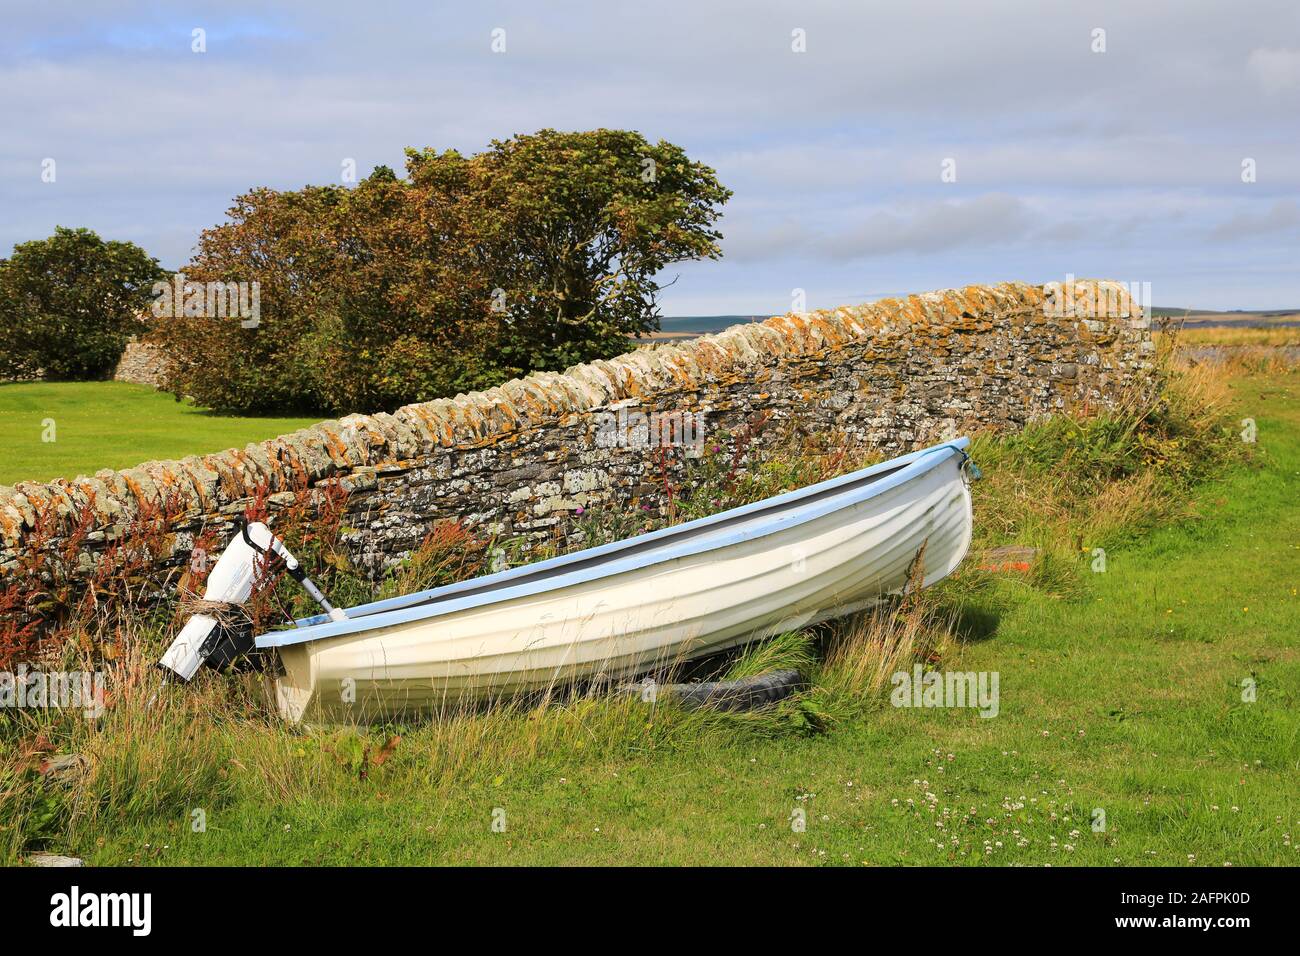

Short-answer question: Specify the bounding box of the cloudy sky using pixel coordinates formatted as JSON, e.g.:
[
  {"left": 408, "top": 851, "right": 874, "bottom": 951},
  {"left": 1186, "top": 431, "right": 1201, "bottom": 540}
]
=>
[{"left": 3, "top": 0, "right": 1298, "bottom": 313}]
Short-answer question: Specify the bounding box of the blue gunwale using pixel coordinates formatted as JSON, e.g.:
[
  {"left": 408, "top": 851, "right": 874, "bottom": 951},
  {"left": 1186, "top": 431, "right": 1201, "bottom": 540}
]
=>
[{"left": 257, "top": 437, "right": 970, "bottom": 649}]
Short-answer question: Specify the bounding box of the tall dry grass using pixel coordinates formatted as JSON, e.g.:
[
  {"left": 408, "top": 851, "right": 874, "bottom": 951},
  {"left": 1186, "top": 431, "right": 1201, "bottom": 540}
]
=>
[{"left": 965, "top": 340, "right": 1249, "bottom": 558}]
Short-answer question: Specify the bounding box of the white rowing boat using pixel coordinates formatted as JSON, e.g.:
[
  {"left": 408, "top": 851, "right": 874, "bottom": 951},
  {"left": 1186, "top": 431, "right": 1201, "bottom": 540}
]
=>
[{"left": 162, "top": 438, "right": 976, "bottom": 722}]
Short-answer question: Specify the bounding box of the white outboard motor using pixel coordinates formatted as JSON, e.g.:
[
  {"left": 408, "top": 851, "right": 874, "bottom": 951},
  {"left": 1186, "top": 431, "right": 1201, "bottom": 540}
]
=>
[{"left": 159, "top": 518, "right": 346, "bottom": 681}]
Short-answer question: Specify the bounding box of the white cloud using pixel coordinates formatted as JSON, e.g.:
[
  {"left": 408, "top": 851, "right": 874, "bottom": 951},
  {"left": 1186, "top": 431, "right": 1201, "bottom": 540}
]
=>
[
  {"left": 1247, "top": 47, "right": 1300, "bottom": 94},
  {"left": 1209, "top": 199, "right": 1300, "bottom": 240}
]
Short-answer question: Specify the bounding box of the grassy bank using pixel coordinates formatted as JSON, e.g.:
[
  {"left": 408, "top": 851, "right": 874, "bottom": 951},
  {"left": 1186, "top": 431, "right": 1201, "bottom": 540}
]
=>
[
  {"left": 0, "top": 381, "right": 319, "bottom": 486},
  {"left": 2, "top": 357, "right": 1297, "bottom": 866}
]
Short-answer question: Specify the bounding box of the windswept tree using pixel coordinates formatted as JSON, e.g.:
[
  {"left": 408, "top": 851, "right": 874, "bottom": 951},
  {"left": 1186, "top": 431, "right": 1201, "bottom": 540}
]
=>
[
  {"left": 0, "top": 227, "right": 164, "bottom": 381},
  {"left": 410, "top": 128, "right": 732, "bottom": 376},
  {"left": 160, "top": 129, "right": 730, "bottom": 414},
  {"left": 162, "top": 185, "right": 352, "bottom": 412}
]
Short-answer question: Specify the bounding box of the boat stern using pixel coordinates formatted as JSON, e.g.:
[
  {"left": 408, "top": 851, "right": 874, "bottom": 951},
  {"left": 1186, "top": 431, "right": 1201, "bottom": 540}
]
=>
[{"left": 272, "top": 643, "right": 318, "bottom": 724}]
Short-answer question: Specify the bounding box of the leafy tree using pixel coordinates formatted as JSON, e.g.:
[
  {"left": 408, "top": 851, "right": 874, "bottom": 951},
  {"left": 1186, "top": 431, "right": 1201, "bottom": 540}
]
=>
[
  {"left": 160, "top": 129, "right": 730, "bottom": 414},
  {"left": 410, "top": 128, "right": 732, "bottom": 376},
  {"left": 161, "top": 186, "right": 348, "bottom": 412},
  {"left": 0, "top": 228, "right": 165, "bottom": 381}
]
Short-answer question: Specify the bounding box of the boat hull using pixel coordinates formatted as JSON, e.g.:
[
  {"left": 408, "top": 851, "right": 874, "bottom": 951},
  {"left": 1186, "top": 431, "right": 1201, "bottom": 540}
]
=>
[{"left": 264, "top": 441, "right": 973, "bottom": 723}]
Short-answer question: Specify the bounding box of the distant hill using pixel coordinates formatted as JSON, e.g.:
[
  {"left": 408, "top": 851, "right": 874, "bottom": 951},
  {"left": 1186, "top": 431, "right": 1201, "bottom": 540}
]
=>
[
  {"left": 1151, "top": 307, "right": 1300, "bottom": 319},
  {"left": 658, "top": 310, "right": 1300, "bottom": 335},
  {"left": 657, "top": 315, "right": 771, "bottom": 335}
]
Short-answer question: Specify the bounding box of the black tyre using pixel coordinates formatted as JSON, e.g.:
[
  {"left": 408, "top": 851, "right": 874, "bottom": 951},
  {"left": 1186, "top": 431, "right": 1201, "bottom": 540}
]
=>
[{"left": 663, "top": 668, "right": 805, "bottom": 712}]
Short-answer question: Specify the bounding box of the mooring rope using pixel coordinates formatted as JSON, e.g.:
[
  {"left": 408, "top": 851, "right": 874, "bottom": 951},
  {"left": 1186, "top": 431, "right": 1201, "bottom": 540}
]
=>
[{"left": 176, "top": 594, "right": 252, "bottom": 630}]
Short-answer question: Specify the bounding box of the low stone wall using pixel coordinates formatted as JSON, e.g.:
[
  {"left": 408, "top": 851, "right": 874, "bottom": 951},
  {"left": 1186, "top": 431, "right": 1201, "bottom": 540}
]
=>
[
  {"left": 0, "top": 279, "right": 1152, "bottom": 592},
  {"left": 112, "top": 340, "right": 168, "bottom": 387}
]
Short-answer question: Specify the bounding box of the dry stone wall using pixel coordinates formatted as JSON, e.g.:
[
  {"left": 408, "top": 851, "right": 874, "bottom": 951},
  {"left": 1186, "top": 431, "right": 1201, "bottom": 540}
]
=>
[
  {"left": 112, "top": 340, "right": 168, "bottom": 388},
  {"left": 0, "top": 279, "right": 1152, "bottom": 591}
]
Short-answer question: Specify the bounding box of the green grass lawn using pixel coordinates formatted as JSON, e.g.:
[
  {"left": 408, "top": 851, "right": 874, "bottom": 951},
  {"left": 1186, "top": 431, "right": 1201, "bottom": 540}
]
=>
[
  {"left": 61, "top": 372, "right": 1297, "bottom": 866},
  {"left": 0, "top": 381, "right": 320, "bottom": 486}
]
